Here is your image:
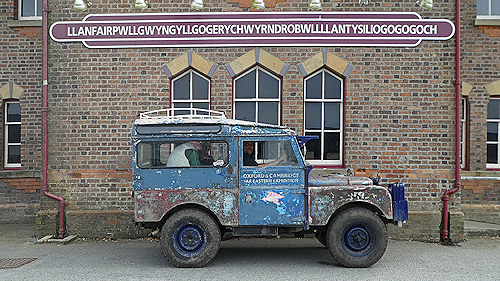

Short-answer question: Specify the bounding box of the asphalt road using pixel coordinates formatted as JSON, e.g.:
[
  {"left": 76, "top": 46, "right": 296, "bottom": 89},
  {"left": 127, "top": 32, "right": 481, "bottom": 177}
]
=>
[{"left": 1, "top": 224, "right": 499, "bottom": 281}]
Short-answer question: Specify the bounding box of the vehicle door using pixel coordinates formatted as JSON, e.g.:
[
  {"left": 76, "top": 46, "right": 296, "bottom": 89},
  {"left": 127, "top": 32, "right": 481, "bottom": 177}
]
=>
[{"left": 238, "top": 136, "right": 306, "bottom": 225}]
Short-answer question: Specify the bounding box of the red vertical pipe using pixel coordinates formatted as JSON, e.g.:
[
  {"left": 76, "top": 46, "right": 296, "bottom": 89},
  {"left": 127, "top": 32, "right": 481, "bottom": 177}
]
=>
[
  {"left": 441, "top": 0, "right": 461, "bottom": 242},
  {"left": 42, "top": 0, "right": 66, "bottom": 238}
]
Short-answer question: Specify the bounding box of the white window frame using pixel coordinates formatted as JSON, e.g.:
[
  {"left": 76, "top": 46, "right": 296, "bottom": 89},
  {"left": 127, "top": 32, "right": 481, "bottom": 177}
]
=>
[
  {"left": 487, "top": 97, "right": 500, "bottom": 169},
  {"left": 233, "top": 66, "right": 281, "bottom": 125},
  {"left": 18, "top": 0, "right": 42, "bottom": 21},
  {"left": 461, "top": 97, "right": 467, "bottom": 169},
  {"left": 171, "top": 69, "right": 210, "bottom": 111},
  {"left": 303, "top": 69, "right": 343, "bottom": 166},
  {"left": 477, "top": 0, "right": 500, "bottom": 20},
  {"left": 4, "top": 101, "right": 22, "bottom": 169}
]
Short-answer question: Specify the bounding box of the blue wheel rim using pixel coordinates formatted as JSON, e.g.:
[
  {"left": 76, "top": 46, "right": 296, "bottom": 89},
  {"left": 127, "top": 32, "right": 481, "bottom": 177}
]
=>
[
  {"left": 173, "top": 222, "right": 207, "bottom": 257},
  {"left": 341, "top": 224, "right": 374, "bottom": 257}
]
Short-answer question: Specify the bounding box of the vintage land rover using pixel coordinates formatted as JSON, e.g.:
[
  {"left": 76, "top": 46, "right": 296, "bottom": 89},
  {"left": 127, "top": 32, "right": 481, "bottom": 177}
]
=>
[{"left": 132, "top": 108, "right": 408, "bottom": 268}]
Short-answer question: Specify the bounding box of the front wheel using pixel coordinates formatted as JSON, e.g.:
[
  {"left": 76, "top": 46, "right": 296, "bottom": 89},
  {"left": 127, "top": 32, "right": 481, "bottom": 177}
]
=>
[
  {"left": 327, "top": 207, "right": 388, "bottom": 268},
  {"left": 160, "top": 208, "right": 221, "bottom": 268}
]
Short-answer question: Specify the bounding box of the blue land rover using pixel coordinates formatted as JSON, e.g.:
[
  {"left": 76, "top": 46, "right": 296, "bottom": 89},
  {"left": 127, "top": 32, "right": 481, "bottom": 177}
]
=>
[{"left": 132, "top": 108, "right": 408, "bottom": 268}]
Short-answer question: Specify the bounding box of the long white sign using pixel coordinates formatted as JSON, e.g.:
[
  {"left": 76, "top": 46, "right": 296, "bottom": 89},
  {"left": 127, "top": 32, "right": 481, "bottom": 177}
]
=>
[{"left": 50, "top": 12, "right": 455, "bottom": 48}]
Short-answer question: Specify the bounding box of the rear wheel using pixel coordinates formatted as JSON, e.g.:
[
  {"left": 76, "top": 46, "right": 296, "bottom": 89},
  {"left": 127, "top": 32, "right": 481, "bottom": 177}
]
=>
[
  {"left": 327, "top": 207, "right": 387, "bottom": 268},
  {"left": 161, "top": 208, "right": 221, "bottom": 268}
]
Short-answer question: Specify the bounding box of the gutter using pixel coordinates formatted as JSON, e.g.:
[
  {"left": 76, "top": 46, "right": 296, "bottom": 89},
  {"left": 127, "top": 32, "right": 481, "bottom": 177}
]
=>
[
  {"left": 441, "top": 0, "right": 461, "bottom": 242},
  {"left": 42, "top": 0, "right": 67, "bottom": 238}
]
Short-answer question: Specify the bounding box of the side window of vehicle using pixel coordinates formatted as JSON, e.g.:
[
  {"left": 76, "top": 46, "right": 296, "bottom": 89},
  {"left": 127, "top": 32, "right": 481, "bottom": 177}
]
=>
[
  {"left": 243, "top": 140, "right": 298, "bottom": 167},
  {"left": 137, "top": 141, "right": 228, "bottom": 168}
]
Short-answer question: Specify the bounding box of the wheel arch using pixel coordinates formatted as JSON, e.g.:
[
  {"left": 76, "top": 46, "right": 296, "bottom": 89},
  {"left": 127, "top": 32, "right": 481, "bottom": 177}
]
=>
[
  {"left": 159, "top": 203, "right": 224, "bottom": 230},
  {"left": 330, "top": 202, "right": 390, "bottom": 226}
]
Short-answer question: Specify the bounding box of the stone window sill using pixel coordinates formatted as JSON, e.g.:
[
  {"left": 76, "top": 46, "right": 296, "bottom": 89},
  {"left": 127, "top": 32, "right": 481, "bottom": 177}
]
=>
[
  {"left": 475, "top": 19, "right": 500, "bottom": 26},
  {"left": 0, "top": 170, "right": 41, "bottom": 179},
  {"left": 7, "top": 20, "right": 42, "bottom": 28}
]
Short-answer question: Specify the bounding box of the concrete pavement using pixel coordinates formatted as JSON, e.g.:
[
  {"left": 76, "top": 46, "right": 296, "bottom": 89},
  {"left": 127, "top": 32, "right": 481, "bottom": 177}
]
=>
[{"left": 1, "top": 223, "right": 499, "bottom": 280}]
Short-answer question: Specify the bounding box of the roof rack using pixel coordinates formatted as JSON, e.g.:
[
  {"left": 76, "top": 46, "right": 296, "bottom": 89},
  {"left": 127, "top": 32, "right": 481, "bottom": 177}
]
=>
[
  {"left": 139, "top": 108, "right": 227, "bottom": 121},
  {"left": 137, "top": 108, "right": 288, "bottom": 130}
]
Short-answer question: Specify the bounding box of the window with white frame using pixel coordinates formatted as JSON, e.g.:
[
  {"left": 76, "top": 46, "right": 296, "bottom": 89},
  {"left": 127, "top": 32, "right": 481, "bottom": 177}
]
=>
[
  {"left": 461, "top": 97, "right": 468, "bottom": 169},
  {"left": 477, "top": 0, "right": 500, "bottom": 19},
  {"left": 304, "top": 69, "right": 343, "bottom": 166},
  {"left": 171, "top": 70, "right": 210, "bottom": 114},
  {"left": 3, "top": 101, "right": 21, "bottom": 169},
  {"left": 487, "top": 98, "right": 500, "bottom": 168},
  {"left": 233, "top": 66, "right": 280, "bottom": 125},
  {"left": 18, "top": 0, "right": 42, "bottom": 20}
]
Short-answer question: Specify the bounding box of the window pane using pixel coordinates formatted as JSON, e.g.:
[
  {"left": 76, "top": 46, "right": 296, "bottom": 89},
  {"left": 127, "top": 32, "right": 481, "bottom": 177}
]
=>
[
  {"left": 305, "top": 132, "right": 321, "bottom": 160},
  {"left": 192, "top": 102, "right": 209, "bottom": 110},
  {"left": 7, "top": 103, "right": 21, "bottom": 122},
  {"left": 493, "top": 0, "right": 500, "bottom": 15},
  {"left": 192, "top": 73, "right": 209, "bottom": 100},
  {"left": 488, "top": 99, "right": 500, "bottom": 119},
  {"left": 235, "top": 102, "right": 256, "bottom": 122},
  {"left": 487, "top": 144, "right": 498, "bottom": 164},
  {"left": 477, "top": 0, "right": 489, "bottom": 15},
  {"left": 324, "top": 132, "right": 340, "bottom": 160},
  {"left": 258, "top": 69, "right": 279, "bottom": 99},
  {"left": 305, "top": 73, "right": 322, "bottom": 99},
  {"left": 172, "top": 103, "right": 191, "bottom": 115},
  {"left": 8, "top": 145, "right": 21, "bottom": 164},
  {"left": 138, "top": 141, "right": 228, "bottom": 168},
  {"left": 37, "top": 0, "right": 42, "bottom": 16},
  {"left": 488, "top": 122, "right": 498, "bottom": 141},
  {"left": 324, "top": 102, "right": 341, "bottom": 130},
  {"left": 173, "top": 74, "right": 190, "bottom": 100},
  {"left": 305, "top": 102, "right": 322, "bottom": 130},
  {"left": 258, "top": 102, "right": 278, "bottom": 125},
  {"left": 235, "top": 70, "right": 256, "bottom": 99},
  {"left": 324, "top": 72, "right": 341, "bottom": 99},
  {"left": 8, "top": 125, "right": 21, "bottom": 143},
  {"left": 22, "top": 0, "right": 36, "bottom": 17}
]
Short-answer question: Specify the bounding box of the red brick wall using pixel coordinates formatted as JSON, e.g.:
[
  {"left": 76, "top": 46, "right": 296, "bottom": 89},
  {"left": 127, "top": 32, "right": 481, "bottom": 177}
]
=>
[
  {"left": 2, "top": 177, "right": 41, "bottom": 193},
  {"left": 0, "top": 3, "right": 43, "bottom": 170},
  {"left": 462, "top": 0, "right": 500, "bottom": 171},
  {"left": 41, "top": 0, "right": 460, "bottom": 220},
  {"left": 0, "top": 172, "right": 41, "bottom": 223},
  {"left": 462, "top": 177, "right": 500, "bottom": 204},
  {"left": 0, "top": 1, "right": 43, "bottom": 222}
]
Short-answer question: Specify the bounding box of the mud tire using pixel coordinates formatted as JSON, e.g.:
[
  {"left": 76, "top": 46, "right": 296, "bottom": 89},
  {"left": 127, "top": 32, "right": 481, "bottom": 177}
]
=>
[
  {"left": 327, "top": 207, "right": 387, "bottom": 268},
  {"left": 161, "top": 208, "right": 221, "bottom": 268}
]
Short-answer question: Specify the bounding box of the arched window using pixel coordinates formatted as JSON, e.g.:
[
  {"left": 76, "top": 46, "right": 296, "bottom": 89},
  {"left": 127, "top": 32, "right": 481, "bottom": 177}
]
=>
[
  {"left": 3, "top": 100, "right": 21, "bottom": 169},
  {"left": 488, "top": 97, "right": 500, "bottom": 168},
  {"left": 303, "top": 69, "right": 343, "bottom": 166},
  {"left": 233, "top": 66, "right": 281, "bottom": 125},
  {"left": 171, "top": 70, "right": 210, "bottom": 113}
]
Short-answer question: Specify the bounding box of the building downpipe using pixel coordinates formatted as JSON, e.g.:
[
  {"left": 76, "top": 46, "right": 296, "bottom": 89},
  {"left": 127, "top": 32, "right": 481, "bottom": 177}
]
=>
[
  {"left": 441, "top": 0, "right": 461, "bottom": 243},
  {"left": 42, "top": 0, "right": 67, "bottom": 238}
]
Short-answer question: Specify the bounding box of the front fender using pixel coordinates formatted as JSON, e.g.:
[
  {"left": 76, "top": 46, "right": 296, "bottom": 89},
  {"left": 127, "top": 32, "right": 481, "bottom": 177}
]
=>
[{"left": 309, "top": 185, "right": 393, "bottom": 226}]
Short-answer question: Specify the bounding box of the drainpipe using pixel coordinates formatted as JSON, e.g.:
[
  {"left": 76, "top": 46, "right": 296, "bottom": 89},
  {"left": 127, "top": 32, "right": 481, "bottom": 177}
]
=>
[
  {"left": 441, "top": 0, "right": 461, "bottom": 242},
  {"left": 42, "top": 0, "right": 66, "bottom": 238}
]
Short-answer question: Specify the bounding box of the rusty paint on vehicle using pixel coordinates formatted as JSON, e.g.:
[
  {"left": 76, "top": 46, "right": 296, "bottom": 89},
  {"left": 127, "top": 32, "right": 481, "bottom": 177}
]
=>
[
  {"left": 309, "top": 185, "right": 393, "bottom": 225},
  {"left": 135, "top": 189, "right": 239, "bottom": 226}
]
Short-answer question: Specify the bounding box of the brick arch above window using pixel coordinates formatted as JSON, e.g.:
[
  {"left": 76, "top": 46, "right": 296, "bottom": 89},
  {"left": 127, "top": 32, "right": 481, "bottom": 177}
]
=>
[
  {"left": 162, "top": 51, "right": 217, "bottom": 79},
  {"left": 0, "top": 82, "right": 24, "bottom": 100},
  {"left": 297, "top": 50, "right": 353, "bottom": 78},
  {"left": 225, "top": 48, "right": 289, "bottom": 78},
  {"left": 486, "top": 80, "right": 500, "bottom": 95}
]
